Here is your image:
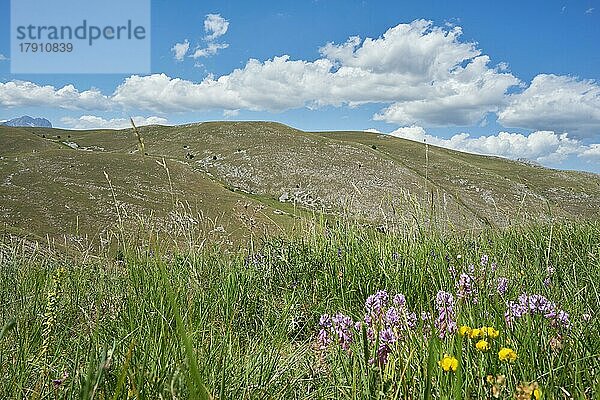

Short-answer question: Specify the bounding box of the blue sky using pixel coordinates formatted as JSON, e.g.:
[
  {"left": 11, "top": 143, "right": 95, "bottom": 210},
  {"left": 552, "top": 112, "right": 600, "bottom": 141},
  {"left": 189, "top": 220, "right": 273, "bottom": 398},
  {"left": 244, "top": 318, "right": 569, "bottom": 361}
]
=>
[{"left": 1, "top": 0, "right": 599, "bottom": 172}]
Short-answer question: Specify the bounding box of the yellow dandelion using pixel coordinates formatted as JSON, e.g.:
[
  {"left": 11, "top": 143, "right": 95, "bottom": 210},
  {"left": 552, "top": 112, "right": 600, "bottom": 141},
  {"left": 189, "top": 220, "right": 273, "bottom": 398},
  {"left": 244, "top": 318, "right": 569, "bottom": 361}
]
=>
[
  {"left": 459, "top": 325, "right": 472, "bottom": 336},
  {"left": 476, "top": 339, "right": 490, "bottom": 351},
  {"left": 439, "top": 354, "right": 459, "bottom": 372},
  {"left": 533, "top": 388, "right": 541, "bottom": 400},
  {"left": 498, "top": 347, "right": 517, "bottom": 362}
]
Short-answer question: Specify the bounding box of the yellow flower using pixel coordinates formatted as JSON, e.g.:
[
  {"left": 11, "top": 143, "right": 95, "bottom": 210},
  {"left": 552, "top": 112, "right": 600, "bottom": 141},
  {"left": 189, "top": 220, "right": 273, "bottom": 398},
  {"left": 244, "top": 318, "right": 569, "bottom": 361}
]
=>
[
  {"left": 498, "top": 347, "right": 517, "bottom": 362},
  {"left": 459, "top": 325, "right": 472, "bottom": 336},
  {"left": 533, "top": 388, "right": 541, "bottom": 400},
  {"left": 469, "top": 328, "right": 482, "bottom": 339},
  {"left": 476, "top": 339, "right": 490, "bottom": 351},
  {"left": 439, "top": 354, "right": 459, "bottom": 372},
  {"left": 485, "top": 327, "right": 500, "bottom": 339}
]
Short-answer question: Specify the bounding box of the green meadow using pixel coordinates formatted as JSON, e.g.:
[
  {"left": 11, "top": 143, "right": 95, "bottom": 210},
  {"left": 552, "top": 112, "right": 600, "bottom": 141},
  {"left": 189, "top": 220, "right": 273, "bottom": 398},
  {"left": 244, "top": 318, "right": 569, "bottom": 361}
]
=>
[{"left": 1, "top": 218, "right": 598, "bottom": 399}]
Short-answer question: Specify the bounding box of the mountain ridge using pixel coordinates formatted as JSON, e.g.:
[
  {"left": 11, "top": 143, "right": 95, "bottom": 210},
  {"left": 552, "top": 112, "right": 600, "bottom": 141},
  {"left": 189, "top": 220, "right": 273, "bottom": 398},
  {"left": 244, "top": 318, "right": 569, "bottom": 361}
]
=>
[{"left": 1, "top": 115, "right": 52, "bottom": 128}]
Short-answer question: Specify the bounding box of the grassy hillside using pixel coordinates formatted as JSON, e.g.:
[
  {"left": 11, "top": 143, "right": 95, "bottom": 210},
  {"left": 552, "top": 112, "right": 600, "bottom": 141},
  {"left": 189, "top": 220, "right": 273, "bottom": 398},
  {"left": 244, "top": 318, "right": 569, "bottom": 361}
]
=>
[{"left": 1, "top": 122, "right": 599, "bottom": 246}]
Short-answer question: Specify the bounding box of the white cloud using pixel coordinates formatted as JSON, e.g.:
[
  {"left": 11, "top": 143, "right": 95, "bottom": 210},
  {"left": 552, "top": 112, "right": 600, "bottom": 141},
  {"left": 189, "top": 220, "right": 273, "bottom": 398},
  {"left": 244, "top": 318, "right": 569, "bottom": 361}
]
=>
[
  {"left": 223, "top": 109, "right": 239, "bottom": 117},
  {"left": 59, "top": 115, "right": 168, "bottom": 130},
  {"left": 388, "top": 125, "right": 599, "bottom": 165},
  {"left": 498, "top": 74, "right": 600, "bottom": 137},
  {"left": 580, "top": 144, "right": 600, "bottom": 160},
  {"left": 111, "top": 20, "right": 519, "bottom": 121},
  {"left": 171, "top": 40, "right": 190, "bottom": 61},
  {"left": 0, "top": 80, "right": 111, "bottom": 110},
  {"left": 0, "top": 54, "right": 8, "bottom": 61},
  {"left": 585, "top": 7, "right": 594, "bottom": 14},
  {"left": 2, "top": 21, "right": 517, "bottom": 119},
  {"left": 192, "top": 42, "right": 229, "bottom": 58},
  {"left": 171, "top": 14, "right": 229, "bottom": 62},
  {"left": 364, "top": 128, "right": 381, "bottom": 133},
  {"left": 204, "top": 14, "right": 229, "bottom": 41}
]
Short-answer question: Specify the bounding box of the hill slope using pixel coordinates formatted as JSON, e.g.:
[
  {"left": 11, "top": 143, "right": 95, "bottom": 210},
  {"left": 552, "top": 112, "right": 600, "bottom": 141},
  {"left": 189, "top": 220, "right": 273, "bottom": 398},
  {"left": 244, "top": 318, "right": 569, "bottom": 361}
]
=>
[{"left": 1, "top": 122, "right": 599, "bottom": 245}]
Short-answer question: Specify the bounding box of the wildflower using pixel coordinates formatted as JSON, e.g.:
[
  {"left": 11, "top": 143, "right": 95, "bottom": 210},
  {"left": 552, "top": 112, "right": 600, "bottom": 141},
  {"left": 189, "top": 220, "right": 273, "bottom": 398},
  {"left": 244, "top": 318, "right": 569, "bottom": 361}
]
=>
[
  {"left": 481, "top": 254, "right": 489, "bottom": 266},
  {"left": 392, "top": 293, "right": 406, "bottom": 307},
  {"left": 498, "top": 347, "right": 517, "bottom": 362},
  {"left": 505, "top": 293, "right": 570, "bottom": 330},
  {"left": 534, "top": 388, "right": 541, "bottom": 400},
  {"left": 434, "top": 291, "right": 457, "bottom": 338},
  {"left": 365, "top": 290, "right": 389, "bottom": 317},
  {"left": 497, "top": 277, "right": 508, "bottom": 296},
  {"left": 543, "top": 277, "right": 551, "bottom": 287},
  {"left": 438, "top": 354, "right": 459, "bottom": 372},
  {"left": 475, "top": 339, "right": 489, "bottom": 351},
  {"left": 490, "top": 262, "right": 497, "bottom": 273},
  {"left": 331, "top": 313, "right": 355, "bottom": 350},
  {"left": 469, "top": 328, "right": 482, "bottom": 339},
  {"left": 456, "top": 273, "right": 477, "bottom": 302},
  {"left": 317, "top": 313, "right": 355, "bottom": 351},
  {"left": 482, "top": 326, "right": 500, "bottom": 339},
  {"left": 459, "top": 325, "right": 472, "bottom": 336},
  {"left": 377, "top": 327, "right": 396, "bottom": 365}
]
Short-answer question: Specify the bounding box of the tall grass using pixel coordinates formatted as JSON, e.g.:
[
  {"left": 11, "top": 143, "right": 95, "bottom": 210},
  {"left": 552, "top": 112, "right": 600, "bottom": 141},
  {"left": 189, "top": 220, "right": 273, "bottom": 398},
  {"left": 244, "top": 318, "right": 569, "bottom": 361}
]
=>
[{"left": 0, "top": 219, "right": 598, "bottom": 398}]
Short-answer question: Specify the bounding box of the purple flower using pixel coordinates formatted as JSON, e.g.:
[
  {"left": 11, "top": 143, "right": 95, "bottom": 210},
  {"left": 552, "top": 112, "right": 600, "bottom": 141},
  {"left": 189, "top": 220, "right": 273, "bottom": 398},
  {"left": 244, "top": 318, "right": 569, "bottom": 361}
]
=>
[
  {"left": 365, "top": 290, "right": 389, "bottom": 316},
  {"left": 376, "top": 328, "right": 396, "bottom": 365},
  {"left": 393, "top": 294, "right": 406, "bottom": 307},
  {"left": 317, "top": 313, "right": 355, "bottom": 351},
  {"left": 380, "top": 327, "right": 396, "bottom": 344},
  {"left": 332, "top": 313, "right": 355, "bottom": 350},
  {"left": 490, "top": 262, "right": 497, "bottom": 273},
  {"left": 543, "top": 277, "right": 551, "bottom": 287},
  {"left": 448, "top": 265, "right": 457, "bottom": 277},
  {"left": 52, "top": 372, "right": 68, "bottom": 388},
  {"left": 456, "top": 273, "right": 477, "bottom": 302},
  {"left": 384, "top": 307, "right": 401, "bottom": 326},
  {"left": 319, "top": 314, "right": 332, "bottom": 328},
  {"left": 505, "top": 293, "right": 570, "bottom": 330},
  {"left": 435, "top": 290, "right": 457, "bottom": 338},
  {"left": 481, "top": 254, "right": 489, "bottom": 266},
  {"left": 317, "top": 328, "right": 331, "bottom": 349},
  {"left": 497, "top": 277, "right": 508, "bottom": 296}
]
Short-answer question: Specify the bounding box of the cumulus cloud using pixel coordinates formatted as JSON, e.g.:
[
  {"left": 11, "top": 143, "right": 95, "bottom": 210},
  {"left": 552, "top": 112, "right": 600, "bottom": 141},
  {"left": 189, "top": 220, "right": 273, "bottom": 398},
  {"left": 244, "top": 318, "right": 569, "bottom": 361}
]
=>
[
  {"left": 171, "top": 40, "right": 190, "bottom": 61},
  {"left": 174, "top": 14, "right": 230, "bottom": 61},
  {"left": 498, "top": 74, "right": 600, "bottom": 137},
  {"left": 0, "top": 80, "right": 111, "bottom": 110},
  {"left": 110, "top": 20, "right": 519, "bottom": 121},
  {"left": 192, "top": 14, "right": 230, "bottom": 58},
  {"left": 192, "top": 42, "right": 229, "bottom": 58},
  {"left": 204, "top": 14, "right": 229, "bottom": 41},
  {"left": 59, "top": 115, "right": 168, "bottom": 130},
  {"left": 388, "top": 125, "right": 599, "bottom": 164},
  {"left": 1, "top": 20, "right": 518, "bottom": 122}
]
